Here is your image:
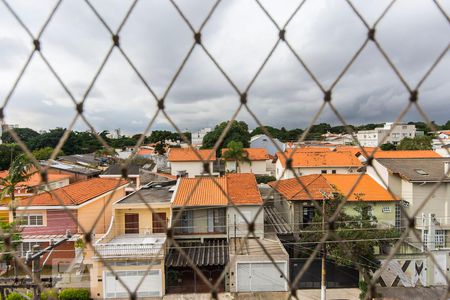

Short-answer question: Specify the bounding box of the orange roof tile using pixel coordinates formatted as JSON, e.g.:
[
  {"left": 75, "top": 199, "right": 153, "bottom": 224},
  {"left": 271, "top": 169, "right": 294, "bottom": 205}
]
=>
[
  {"left": 373, "top": 150, "right": 441, "bottom": 159},
  {"left": 18, "top": 178, "right": 128, "bottom": 207},
  {"left": 137, "top": 148, "right": 154, "bottom": 155},
  {"left": 172, "top": 173, "right": 262, "bottom": 207},
  {"left": 269, "top": 174, "right": 398, "bottom": 202},
  {"left": 221, "top": 148, "right": 270, "bottom": 161},
  {"left": 277, "top": 151, "right": 362, "bottom": 168},
  {"left": 0, "top": 172, "right": 71, "bottom": 189},
  {"left": 168, "top": 148, "right": 216, "bottom": 162}
]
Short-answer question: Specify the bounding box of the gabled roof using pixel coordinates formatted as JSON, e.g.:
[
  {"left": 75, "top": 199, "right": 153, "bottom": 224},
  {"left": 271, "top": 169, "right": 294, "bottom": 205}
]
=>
[
  {"left": 168, "top": 148, "right": 216, "bottom": 162},
  {"left": 0, "top": 172, "right": 71, "bottom": 189},
  {"left": 221, "top": 148, "right": 270, "bottom": 161},
  {"left": 172, "top": 173, "right": 262, "bottom": 207},
  {"left": 18, "top": 178, "right": 128, "bottom": 207},
  {"left": 372, "top": 150, "right": 441, "bottom": 159},
  {"left": 269, "top": 174, "right": 398, "bottom": 201},
  {"left": 102, "top": 164, "right": 139, "bottom": 176},
  {"left": 376, "top": 158, "right": 450, "bottom": 182},
  {"left": 276, "top": 150, "right": 362, "bottom": 168}
]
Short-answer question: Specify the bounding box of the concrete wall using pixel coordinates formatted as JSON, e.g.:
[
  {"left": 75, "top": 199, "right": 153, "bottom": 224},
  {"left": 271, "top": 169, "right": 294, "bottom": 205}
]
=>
[
  {"left": 170, "top": 161, "right": 213, "bottom": 178},
  {"left": 114, "top": 206, "right": 171, "bottom": 236},
  {"left": 228, "top": 206, "right": 264, "bottom": 238},
  {"left": 224, "top": 160, "right": 270, "bottom": 175},
  {"left": 343, "top": 201, "right": 397, "bottom": 227}
]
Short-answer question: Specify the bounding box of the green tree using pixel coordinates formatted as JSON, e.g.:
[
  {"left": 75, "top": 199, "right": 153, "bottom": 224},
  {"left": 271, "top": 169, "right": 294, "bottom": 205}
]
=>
[
  {"left": 154, "top": 142, "right": 166, "bottom": 155},
  {"left": 0, "top": 154, "right": 35, "bottom": 220},
  {"left": 32, "top": 147, "right": 64, "bottom": 160},
  {"left": 299, "top": 192, "right": 399, "bottom": 292},
  {"left": 305, "top": 123, "right": 332, "bottom": 140},
  {"left": 380, "top": 143, "right": 396, "bottom": 151},
  {"left": 0, "top": 144, "right": 22, "bottom": 170},
  {"left": 1, "top": 127, "right": 40, "bottom": 145},
  {"left": 222, "top": 141, "right": 250, "bottom": 173},
  {"left": 0, "top": 221, "right": 21, "bottom": 273},
  {"left": 397, "top": 135, "right": 432, "bottom": 150},
  {"left": 441, "top": 120, "right": 450, "bottom": 130},
  {"left": 202, "top": 121, "right": 251, "bottom": 155}
]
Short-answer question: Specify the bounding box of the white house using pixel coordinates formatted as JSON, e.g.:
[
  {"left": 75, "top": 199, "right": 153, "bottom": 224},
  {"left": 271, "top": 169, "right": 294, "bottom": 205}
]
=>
[
  {"left": 221, "top": 148, "right": 272, "bottom": 175},
  {"left": 167, "top": 148, "right": 216, "bottom": 178},
  {"left": 275, "top": 149, "right": 362, "bottom": 180},
  {"left": 367, "top": 157, "right": 450, "bottom": 249},
  {"left": 356, "top": 122, "right": 416, "bottom": 147}
]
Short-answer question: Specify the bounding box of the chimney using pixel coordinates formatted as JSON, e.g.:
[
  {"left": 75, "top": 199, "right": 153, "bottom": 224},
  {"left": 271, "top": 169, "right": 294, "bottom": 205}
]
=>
[{"left": 445, "top": 161, "right": 450, "bottom": 177}]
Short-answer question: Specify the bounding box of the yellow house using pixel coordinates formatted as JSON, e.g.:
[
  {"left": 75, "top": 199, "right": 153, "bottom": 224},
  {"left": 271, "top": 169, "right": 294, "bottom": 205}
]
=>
[{"left": 91, "top": 180, "right": 176, "bottom": 299}]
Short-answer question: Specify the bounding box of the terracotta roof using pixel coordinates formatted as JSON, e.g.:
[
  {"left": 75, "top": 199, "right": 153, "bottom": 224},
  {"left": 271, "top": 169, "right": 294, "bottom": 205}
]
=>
[
  {"left": 277, "top": 151, "right": 362, "bottom": 168},
  {"left": 137, "top": 148, "right": 154, "bottom": 156},
  {"left": 439, "top": 131, "right": 450, "bottom": 135},
  {"left": 168, "top": 148, "right": 216, "bottom": 162},
  {"left": 269, "top": 174, "right": 398, "bottom": 202},
  {"left": 172, "top": 173, "right": 262, "bottom": 207},
  {"left": 0, "top": 172, "right": 71, "bottom": 188},
  {"left": 221, "top": 148, "right": 270, "bottom": 161},
  {"left": 18, "top": 178, "right": 128, "bottom": 207},
  {"left": 373, "top": 150, "right": 441, "bottom": 159}
]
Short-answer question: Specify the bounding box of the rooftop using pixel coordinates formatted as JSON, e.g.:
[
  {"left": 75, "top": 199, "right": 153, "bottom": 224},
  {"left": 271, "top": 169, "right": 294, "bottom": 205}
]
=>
[
  {"left": 43, "top": 160, "right": 101, "bottom": 175},
  {"left": 269, "top": 174, "right": 398, "bottom": 201},
  {"left": 168, "top": 148, "right": 216, "bottom": 162},
  {"left": 377, "top": 158, "right": 450, "bottom": 182},
  {"left": 371, "top": 150, "right": 441, "bottom": 159},
  {"left": 103, "top": 164, "right": 140, "bottom": 176},
  {"left": 221, "top": 148, "right": 270, "bottom": 161},
  {"left": 0, "top": 171, "right": 70, "bottom": 188},
  {"left": 116, "top": 181, "right": 177, "bottom": 204},
  {"left": 277, "top": 150, "right": 362, "bottom": 168},
  {"left": 18, "top": 178, "right": 128, "bottom": 207},
  {"left": 230, "top": 237, "right": 287, "bottom": 256},
  {"left": 172, "top": 173, "right": 263, "bottom": 207}
]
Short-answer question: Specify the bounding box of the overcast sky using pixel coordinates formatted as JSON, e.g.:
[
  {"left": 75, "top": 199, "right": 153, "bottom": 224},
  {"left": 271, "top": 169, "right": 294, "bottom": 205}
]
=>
[{"left": 0, "top": 0, "right": 449, "bottom": 134}]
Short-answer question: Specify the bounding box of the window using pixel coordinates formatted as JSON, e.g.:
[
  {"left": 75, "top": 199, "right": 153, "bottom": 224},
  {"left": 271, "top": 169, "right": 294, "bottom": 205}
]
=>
[
  {"left": 321, "top": 170, "right": 327, "bottom": 174},
  {"left": 395, "top": 204, "right": 402, "bottom": 228},
  {"left": 423, "top": 230, "right": 446, "bottom": 249},
  {"left": 19, "top": 214, "right": 44, "bottom": 226},
  {"left": 382, "top": 206, "right": 391, "bottom": 213},
  {"left": 331, "top": 170, "right": 337, "bottom": 174},
  {"left": 20, "top": 242, "right": 40, "bottom": 257}
]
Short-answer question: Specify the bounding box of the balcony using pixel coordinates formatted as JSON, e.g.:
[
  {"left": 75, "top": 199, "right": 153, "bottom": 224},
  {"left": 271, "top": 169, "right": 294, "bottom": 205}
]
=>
[{"left": 94, "top": 234, "right": 166, "bottom": 259}]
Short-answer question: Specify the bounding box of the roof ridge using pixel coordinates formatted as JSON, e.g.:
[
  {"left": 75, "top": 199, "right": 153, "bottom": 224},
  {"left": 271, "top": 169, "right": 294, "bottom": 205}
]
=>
[{"left": 290, "top": 174, "right": 323, "bottom": 200}]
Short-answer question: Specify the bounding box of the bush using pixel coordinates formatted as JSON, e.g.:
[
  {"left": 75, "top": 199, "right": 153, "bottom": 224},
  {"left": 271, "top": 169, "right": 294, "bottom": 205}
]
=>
[
  {"left": 256, "top": 175, "right": 276, "bottom": 184},
  {"left": 6, "top": 292, "right": 32, "bottom": 300},
  {"left": 40, "top": 290, "right": 59, "bottom": 300},
  {"left": 58, "top": 289, "right": 89, "bottom": 300}
]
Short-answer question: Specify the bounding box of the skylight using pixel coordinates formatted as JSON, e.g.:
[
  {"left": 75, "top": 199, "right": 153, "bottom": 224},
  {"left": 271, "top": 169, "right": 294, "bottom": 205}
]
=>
[{"left": 415, "top": 169, "right": 429, "bottom": 175}]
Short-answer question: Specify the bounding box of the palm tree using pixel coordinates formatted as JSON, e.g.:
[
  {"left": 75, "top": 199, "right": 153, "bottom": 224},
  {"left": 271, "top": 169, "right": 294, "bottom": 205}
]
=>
[
  {"left": 0, "top": 154, "right": 35, "bottom": 221},
  {"left": 222, "top": 141, "right": 250, "bottom": 173}
]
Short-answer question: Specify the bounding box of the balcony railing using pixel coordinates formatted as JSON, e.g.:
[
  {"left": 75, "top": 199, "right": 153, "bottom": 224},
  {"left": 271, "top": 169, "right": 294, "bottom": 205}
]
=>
[{"left": 95, "top": 243, "right": 164, "bottom": 258}]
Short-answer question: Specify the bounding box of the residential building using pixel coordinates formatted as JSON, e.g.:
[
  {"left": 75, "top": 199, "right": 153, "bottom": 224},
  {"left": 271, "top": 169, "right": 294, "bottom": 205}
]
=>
[
  {"left": 42, "top": 160, "right": 101, "bottom": 183},
  {"left": 0, "top": 172, "right": 71, "bottom": 222},
  {"left": 167, "top": 148, "right": 216, "bottom": 178},
  {"left": 250, "top": 134, "right": 284, "bottom": 156},
  {"left": 100, "top": 164, "right": 141, "bottom": 193},
  {"left": 321, "top": 132, "right": 354, "bottom": 145},
  {"left": 221, "top": 148, "right": 272, "bottom": 175},
  {"left": 275, "top": 150, "right": 362, "bottom": 180},
  {"left": 191, "top": 127, "right": 212, "bottom": 147},
  {"left": 91, "top": 181, "right": 175, "bottom": 298},
  {"left": 356, "top": 122, "right": 416, "bottom": 147},
  {"left": 367, "top": 158, "right": 450, "bottom": 249},
  {"left": 269, "top": 174, "right": 400, "bottom": 231},
  {"left": 1, "top": 178, "right": 128, "bottom": 267}
]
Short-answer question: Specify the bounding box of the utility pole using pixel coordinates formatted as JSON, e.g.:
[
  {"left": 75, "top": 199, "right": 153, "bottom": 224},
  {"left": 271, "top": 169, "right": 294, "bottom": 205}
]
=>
[
  {"left": 321, "top": 199, "right": 326, "bottom": 300},
  {"left": 31, "top": 245, "right": 41, "bottom": 300}
]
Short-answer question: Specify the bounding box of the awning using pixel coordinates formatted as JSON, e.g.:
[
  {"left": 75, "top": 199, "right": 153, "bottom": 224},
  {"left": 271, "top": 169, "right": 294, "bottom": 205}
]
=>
[
  {"left": 264, "top": 206, "right": 292, "bottom": 234},
  {"left": 22, "top": 234, "right": 81, "bottom": 242},
  {"left": 166, "top": 239, "right": 228, "bottom": 267}
]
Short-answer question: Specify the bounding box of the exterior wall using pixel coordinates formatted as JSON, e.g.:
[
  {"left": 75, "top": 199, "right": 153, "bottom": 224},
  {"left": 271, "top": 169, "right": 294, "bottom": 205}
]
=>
[
  {"left": 357, "top": 123, "right": 416, "bottom": 147},
  {"left": 412, "top": 183, "right": 450, "bottom": 228},
  {"left": 169, "top": 161, "right": 213, "bottom": 178},
  {"left": 273, "top": 192, "right": 294, "bottom": 227},
  {"left": 173, "top": 207, "right": 226, "bottom": 238},
  {"left": 367, "top": 160, "right": 390, "bottom": 188},
  {"left": 343, "top": 202, "right": 397, "bottom": 227},
  {"left": 224, "top": 160, "right": 269, "bottom": 175},
  {"left": 47, "top": 168, "right": 91, "bottom": 183},
  {"left": 77, "top": 187, "right": 126, "bottom": 235},
  {"left": 276, "top": 162, "right": 359, "bottom": 180},
  {"left": 250, "top": 135, "right": 284, "bottom": 156},
  {"left": 17, "top": 209, "right": 78, "bottom": 236},
  {"left": 275, "top": 159, "right": 295, "bottom": 180},
  {"left": 90, "top": 259, "right": 165, "bottom": 299},
  {"left": 114, "top": 206, "right": 171, "bottom": 236},
  {"left": 227, "top": 206, "right": 264, "bottom": 238}
]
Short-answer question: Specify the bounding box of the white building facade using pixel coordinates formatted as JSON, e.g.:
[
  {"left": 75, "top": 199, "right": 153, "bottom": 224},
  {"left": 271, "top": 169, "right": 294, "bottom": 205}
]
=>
[{"left": 356, "top": 122, "right": 416, "bottom": 147}]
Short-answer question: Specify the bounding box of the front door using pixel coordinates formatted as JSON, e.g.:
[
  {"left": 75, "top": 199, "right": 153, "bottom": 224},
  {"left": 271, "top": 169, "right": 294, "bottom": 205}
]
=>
[
  {"left": 152, "top": 213, "right": 167, "bottom": 233},
  {"left": 125, "top": 213, "right": 139, "bottom": 234}
]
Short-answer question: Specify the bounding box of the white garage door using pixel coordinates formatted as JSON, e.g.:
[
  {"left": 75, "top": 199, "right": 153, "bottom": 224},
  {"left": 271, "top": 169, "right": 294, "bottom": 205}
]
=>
[
  {"left": 237, "top": 262, "right": 287, "bottom": 292},
  {"left": 104, "top": 270, "right": 162, "bottom": 298}
]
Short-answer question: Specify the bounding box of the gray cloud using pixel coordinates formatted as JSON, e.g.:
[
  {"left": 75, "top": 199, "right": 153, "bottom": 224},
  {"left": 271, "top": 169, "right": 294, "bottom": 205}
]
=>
[{"left": 0, "top": 0, "right": 448, "bottom": 135}]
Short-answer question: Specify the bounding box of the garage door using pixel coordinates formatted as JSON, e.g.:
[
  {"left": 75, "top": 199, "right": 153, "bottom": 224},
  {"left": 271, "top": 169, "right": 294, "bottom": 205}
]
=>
[
  {"left": 237, "top": 262, "right": 287, "bottom": 292},
  {"left": 104, "top": 270, "right": 162, "bottom": 298}
]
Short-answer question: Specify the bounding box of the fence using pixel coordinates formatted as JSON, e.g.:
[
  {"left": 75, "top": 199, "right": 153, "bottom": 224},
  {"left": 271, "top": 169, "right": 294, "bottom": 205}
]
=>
[{"left": 0, "top": 0, "right": 449, "bottom": 299}]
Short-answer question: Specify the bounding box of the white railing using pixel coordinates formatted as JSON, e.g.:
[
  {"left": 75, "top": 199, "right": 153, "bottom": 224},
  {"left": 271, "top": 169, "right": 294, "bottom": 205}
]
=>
[{"left": 95, "top": 243, "right": 164, "bottom": 258}]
